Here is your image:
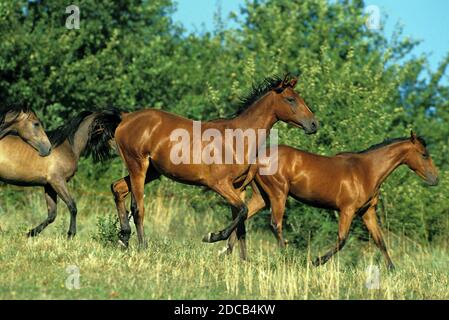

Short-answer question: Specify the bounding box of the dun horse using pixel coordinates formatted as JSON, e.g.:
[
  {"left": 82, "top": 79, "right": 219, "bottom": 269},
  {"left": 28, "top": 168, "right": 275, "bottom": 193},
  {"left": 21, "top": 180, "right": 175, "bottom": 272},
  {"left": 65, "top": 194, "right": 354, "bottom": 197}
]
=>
[
  {"left": 227, "top": 132, "right": 439, "bottom": 269},
  {"left": 111, "top": 75, "right": 319, "bottom": 257},
  {"left": 0, "top": 110, "right": 122, "bottom": 238},
  {"left": 0, "top": 105, "right": 52, "bottom": 156}
]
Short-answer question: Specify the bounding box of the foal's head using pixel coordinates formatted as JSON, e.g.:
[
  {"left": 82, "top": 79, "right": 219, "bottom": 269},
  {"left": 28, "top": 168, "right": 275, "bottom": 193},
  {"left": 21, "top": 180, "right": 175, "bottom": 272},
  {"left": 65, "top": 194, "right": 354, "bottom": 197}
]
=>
[
  {"left": 271, "top": 74, "right": 319, "bottom": 134},
  {"left": 404, "top": 131, "right": 439, "bottom": 186},
  {"left": 0, "top": 106, "right": 51, "bottom": 156}
]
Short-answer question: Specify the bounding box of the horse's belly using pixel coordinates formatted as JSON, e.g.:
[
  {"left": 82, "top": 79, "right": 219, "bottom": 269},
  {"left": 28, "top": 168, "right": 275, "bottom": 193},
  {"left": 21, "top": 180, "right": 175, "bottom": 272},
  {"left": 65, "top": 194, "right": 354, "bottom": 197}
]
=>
[
  {"left": 289, "top": 179, "right": 339, "bottom": 210},
  {"left": 0, "top": 159, "right": 46, "bottom": 186},
  {"left": 152, "top": 161, "right": 206, "bottom": 186}
]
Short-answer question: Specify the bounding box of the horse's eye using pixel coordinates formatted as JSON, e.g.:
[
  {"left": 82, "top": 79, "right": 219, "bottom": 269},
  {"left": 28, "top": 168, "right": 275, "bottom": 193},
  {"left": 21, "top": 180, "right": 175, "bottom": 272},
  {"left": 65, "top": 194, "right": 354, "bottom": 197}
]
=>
[
  {"left": 285, "top": 97, "right": 296, "bottom": 104},
  {"left": 34, "top": 122, "right": 40, "bottom": 128},
  {"left": 422, "top": 153, "right": 429, "bottom": 159}
]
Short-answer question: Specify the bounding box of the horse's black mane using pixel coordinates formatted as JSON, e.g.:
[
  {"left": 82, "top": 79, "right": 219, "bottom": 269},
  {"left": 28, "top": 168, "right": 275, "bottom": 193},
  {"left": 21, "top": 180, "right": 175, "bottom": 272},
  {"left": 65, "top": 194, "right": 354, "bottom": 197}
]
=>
[
  {"left": 235, "top": 76, "right": 283, "bottom": 115},
  {"left": 0, "top": 105, "right": 32, "bottom": 126},
  {"left": 47, "top": 109, "right": 122, "bottom": 162},
  {"left": 48, "top": 111, "right": 94, "bottom": 147},
  {"left": 339, "top": 136, "right": 427, "bottom": 155}
]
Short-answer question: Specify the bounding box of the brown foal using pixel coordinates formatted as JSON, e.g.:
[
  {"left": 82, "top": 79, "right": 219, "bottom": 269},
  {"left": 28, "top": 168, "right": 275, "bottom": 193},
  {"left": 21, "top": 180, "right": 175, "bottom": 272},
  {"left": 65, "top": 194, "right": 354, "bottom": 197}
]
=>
[
  {"left": 227, "top": 132, "right": 439, "bottom": 269},
  {"left": 111, "top": 75, "right": 319, "bottom": 256}
]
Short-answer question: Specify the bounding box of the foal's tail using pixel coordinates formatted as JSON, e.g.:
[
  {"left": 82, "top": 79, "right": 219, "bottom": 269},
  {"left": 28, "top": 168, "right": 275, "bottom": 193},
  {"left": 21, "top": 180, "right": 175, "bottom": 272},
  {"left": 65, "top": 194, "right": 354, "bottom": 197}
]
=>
[{"left": 87, "top": 108, "right": 123, "bottom": 163}]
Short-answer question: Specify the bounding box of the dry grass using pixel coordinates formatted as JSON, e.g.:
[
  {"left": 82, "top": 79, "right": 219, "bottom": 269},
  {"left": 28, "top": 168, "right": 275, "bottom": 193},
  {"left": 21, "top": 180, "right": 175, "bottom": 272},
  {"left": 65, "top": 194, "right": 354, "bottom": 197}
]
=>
[{"left": 0, "top": 186, "right": 448, "bottom": 300}]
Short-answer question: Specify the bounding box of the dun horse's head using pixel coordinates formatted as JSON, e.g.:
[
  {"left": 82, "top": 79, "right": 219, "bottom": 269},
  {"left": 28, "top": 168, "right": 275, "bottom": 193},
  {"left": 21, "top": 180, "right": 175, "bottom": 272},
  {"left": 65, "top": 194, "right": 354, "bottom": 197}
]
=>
[
  {"left": 405, "top": 131, "right": 439, "bottom": 186},
  {"left": 272, "top": 74, "right": 319, "bottom": 134},
  {"left": 0, "top": 107, "right": 52, "bottom": 157}
]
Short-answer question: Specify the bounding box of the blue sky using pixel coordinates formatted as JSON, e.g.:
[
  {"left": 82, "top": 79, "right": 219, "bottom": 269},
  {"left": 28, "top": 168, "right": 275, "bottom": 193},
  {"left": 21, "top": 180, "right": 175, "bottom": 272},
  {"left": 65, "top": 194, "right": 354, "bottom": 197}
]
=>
[{"left": 173, "top": 0, "right": 449, "bottom": 79}]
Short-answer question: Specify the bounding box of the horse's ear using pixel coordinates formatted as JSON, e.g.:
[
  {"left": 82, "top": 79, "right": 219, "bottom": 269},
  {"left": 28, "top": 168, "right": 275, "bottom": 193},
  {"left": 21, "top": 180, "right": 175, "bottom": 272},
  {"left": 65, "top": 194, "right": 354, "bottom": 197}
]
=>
[
  {"left": 282, "top": 73, "right": 291, "bottom": 88},
  {"left": 289, "top": 77, "right": 298, "bottom": 88},
  {"left": 410, "top": 130, "right": 417, "bottom": 143}
]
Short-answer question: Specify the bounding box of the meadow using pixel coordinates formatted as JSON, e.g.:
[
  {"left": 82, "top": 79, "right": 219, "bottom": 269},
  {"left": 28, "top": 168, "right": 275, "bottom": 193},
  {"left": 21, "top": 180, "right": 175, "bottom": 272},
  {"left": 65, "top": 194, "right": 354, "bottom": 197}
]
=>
[{"left": 1, "top": 180, "right": 448, "bottom": 300}]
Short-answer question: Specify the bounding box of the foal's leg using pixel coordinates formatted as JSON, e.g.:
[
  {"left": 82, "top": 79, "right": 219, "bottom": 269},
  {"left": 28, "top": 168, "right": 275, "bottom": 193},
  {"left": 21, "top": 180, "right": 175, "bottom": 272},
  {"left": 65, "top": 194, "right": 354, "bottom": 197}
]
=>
[
  {"left": 50, "top": 180, "right": 77, "bottom": 239},
  {"left": 313, "top": 209, "right": 355, "bottom": 266},
  {"left": 227, "top": 182, "right": 267, "bottom": 254},
  {"left": 111, "top": 176, "right": 132, "bottom": 247},
  {"left": 111, "top": 169, "right": 160, "bottom": 248},
  {"left": 27, "top": 186, "right": 58, "bottom": 237},
  {"left": 362, "top": 206, "right": 395, "bottom": 270},
  {"left": 269, "top": 192, "right": 288, "bottom": 249},
  {"left": 126, "top": 158, "right": 150, "bottom": 249},
  {"left": 203, "top": 180, "right": 248, "bottom": 247}
]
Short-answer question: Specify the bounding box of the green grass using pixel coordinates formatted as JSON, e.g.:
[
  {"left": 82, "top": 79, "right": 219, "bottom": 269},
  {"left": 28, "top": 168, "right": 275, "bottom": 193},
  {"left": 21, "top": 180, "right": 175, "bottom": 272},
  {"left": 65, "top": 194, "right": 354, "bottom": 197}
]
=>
[{"left": 0, "top": 185, "right": 448, "bottom": 300}]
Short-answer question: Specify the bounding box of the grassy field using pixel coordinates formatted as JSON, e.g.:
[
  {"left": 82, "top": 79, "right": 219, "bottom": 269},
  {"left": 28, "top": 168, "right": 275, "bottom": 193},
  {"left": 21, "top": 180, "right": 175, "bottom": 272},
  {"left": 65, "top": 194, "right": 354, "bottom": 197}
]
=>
[{"left": 0, "top": 184, "right": 448, "bottom": 300}]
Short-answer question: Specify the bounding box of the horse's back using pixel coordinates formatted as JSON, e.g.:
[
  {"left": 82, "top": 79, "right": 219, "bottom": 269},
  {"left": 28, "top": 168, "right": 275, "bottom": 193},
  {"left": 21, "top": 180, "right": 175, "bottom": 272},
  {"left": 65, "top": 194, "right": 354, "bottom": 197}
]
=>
[{"left": 263, "top": 145, "right": 361, "bottom": 209}]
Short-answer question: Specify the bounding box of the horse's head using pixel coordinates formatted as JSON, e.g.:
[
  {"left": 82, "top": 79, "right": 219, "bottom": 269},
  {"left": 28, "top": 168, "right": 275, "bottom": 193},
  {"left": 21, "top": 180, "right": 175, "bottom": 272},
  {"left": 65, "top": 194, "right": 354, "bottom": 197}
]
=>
[
  {"left": 271, "top": 74, "right": 319, "bottom": 134},
  {"left": 1, "top": 107, "right": 51, "bottom": 157},
  {"left": 405, "top": 131, "right": 439, "bottom": 186}
]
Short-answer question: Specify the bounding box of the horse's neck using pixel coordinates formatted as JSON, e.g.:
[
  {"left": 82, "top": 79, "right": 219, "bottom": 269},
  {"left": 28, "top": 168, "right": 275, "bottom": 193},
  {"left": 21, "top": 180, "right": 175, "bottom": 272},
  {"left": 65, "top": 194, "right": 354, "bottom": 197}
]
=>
[
  {"left": 363, "top": 141, "right": 410, "bottom": 189},
  {"left": 231, "top": 95, "right": 277, "bottom": 132},
  {"left": 71, "top": 117, "right": 93, "bottom": 160}
]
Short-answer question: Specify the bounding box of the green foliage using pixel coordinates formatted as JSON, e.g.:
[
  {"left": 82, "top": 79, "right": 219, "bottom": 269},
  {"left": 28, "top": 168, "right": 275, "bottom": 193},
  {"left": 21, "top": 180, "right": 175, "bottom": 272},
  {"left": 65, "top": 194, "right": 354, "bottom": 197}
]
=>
[
  {"left": 92, "top": 213, "right": 120, "bottom": 246},
  {"left": 1, "top": 0, "right": 448, "bottom": 246}
]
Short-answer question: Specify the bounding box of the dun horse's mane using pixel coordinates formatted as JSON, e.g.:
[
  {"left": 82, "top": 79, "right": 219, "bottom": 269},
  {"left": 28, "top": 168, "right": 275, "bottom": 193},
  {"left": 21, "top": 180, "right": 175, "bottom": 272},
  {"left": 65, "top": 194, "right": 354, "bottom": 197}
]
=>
[
  {"left": 0, "top": 105, "right": 32, "bottom": 128},
  {"left": 48, "top": 111, "right": 94, "bottom": 147},
  {"left": 338, "top": 136, "right": 427, "bottom": 155},
  {"left": 48, "top": 109, "right": 122, "bottom": 163},
  {"left": 235, "top": 76, "right": 283, "bottom": 115}
]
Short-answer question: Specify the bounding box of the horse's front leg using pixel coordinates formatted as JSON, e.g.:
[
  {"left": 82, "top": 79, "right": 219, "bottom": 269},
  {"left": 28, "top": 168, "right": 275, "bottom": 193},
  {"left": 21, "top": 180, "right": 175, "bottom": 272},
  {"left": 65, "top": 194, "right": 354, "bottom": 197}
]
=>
[
  {"left": 362, "top": 206, "right": 395, "bottom": 270},
  {"left": 27, "top": 185, "right": 58, "bottom": 237}
]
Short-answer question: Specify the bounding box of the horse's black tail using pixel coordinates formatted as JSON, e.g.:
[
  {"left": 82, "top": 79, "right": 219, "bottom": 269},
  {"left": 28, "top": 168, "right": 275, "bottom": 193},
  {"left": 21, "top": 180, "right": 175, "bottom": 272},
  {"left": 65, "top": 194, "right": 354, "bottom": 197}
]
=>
[{"left": 87, "top": 108, "right": 123, "bottom": 163}]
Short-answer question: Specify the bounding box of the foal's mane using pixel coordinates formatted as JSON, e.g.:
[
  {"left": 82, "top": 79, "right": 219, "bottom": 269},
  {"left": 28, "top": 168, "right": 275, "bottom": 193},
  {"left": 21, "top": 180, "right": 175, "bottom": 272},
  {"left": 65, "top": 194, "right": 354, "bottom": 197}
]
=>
[
  {"left": 235, "top": 76, "right": 283, "bottom": 115},
  {"left": 338, "top": 136, "right": 427, "bottom": 155},
  {"left": 0, "top": 105, "right": 32, "bottom": 128},
  {"left": 48, "top": 111, "right": 94, "bottom": 147}
]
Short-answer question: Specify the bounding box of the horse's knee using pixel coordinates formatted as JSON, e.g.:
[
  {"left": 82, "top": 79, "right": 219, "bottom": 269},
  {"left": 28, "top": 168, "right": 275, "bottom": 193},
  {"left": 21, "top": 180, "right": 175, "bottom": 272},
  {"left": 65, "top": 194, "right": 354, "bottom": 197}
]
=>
[
  {"left": 239, "top": 205, "right": 248, "bottom": 220},
  {"left": 47, "top": 212, "right": 57, "bottom": 224},
  {"left": 111, "top": 180, "right": 129, "bottom": 201}
]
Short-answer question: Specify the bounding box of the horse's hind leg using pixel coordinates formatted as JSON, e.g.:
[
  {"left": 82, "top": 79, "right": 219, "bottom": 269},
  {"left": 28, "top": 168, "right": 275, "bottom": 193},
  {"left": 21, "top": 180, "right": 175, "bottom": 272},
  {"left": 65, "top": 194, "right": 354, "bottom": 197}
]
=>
[
  {"left": 111, "top": 176, "right": 132, "bottom": 247},
  {"left": 112, "top": 168, "right": 160, "bottom": 248},
  {"left": 269, "top": 192, "right": 288, "bottom": 249},
  {"left": 226, "top": 182, "right": 267, "bottom": 255},
  {"left": 50, "top": 180, "right": 77, "bottom": 239},
  {"left": 203, "top": 181, "right": 248, "bottom": 248},
  {"left": 313, "top": 209, "right": 355, "bottom": 266},
  {"left": 126, "top": 158, "right": 150, "bottom": 249},
  {"left": 362, "top": 206, "right": 395, "bottom": 270},
  {"left": 27, "top": 186, "right": 58, "bottom": 237}
]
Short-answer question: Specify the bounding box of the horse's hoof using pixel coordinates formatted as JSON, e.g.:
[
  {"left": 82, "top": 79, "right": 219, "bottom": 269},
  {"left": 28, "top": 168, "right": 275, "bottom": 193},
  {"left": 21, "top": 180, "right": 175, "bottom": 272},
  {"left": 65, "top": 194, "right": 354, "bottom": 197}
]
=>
[
  {"left": 118, "top": 239, "right": 128, "bottom": 249},
  {"left": 387, "top": 263, "right": 396, "bottom": 272},
  {"left": 202, "top": 233, "right": 212, "bottom": 243},
  {"left": 218, "top": 246, "right": 229, "bottom": 256},
  {"left": 312, "top": 258, "right": 322, "bottom": 267}
]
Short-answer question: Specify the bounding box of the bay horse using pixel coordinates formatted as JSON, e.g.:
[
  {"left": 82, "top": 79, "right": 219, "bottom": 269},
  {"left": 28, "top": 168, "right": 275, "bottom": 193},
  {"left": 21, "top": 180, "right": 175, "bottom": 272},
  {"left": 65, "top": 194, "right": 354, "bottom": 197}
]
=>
[
  {"left": 0, "top": 110, "right": 122, "bottom": 238},
  {"left": 0, "top": 105, "right": 52, "bottom": 156},
  {"left": 111, "top": 75, "right": 319, "bottom": 257},
  {"left": 227, "top": 132, "right": 439, "bottom": 269}
]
